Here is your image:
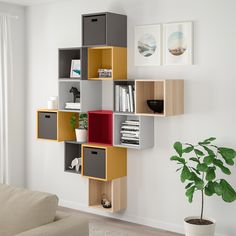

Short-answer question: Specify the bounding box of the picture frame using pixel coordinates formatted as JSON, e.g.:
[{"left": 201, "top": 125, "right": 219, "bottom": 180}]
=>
[
  {"left": 163, "top": 21, "right": 193, "bottom": 65},
  {"left": 135, "top": 24, "right": 162, "bottom": 66},
  {"left": 70, "top": 59, "right": 81, "bottom": 78}
]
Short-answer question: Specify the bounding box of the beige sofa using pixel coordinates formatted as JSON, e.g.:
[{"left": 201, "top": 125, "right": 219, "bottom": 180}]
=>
[{"left": 0, "top": 184, "right": 88, "bottom": 236}]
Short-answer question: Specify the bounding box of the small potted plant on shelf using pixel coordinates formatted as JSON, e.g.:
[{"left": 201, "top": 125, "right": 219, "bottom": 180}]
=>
[
  {"left": 170, "top": 137, "right": 236, "bottom": 236},
  {"left": 70, "top": 113, "right": 88, "bottom": 143}
]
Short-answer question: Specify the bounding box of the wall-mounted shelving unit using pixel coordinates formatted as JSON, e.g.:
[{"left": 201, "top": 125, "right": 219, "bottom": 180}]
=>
[
  {"left": 82, "top": 144, "right": 127, "bottom": 181},
  {"left": 37, "top": 109, "right": 77, "bottom": 141},
  {"left": 88, "top": 110, "right": 113, "bottom": 145},
  {"left": 59, "top": 47, "right": 87, "bottom": 80},
  {"left": 88, "top": 177, "right": 127, "bottom": 212},
  {"left": 88, "top": 46, "right": 127, "bottom": 81},
  {"left": 113, "top": 113, "right": 154, "bottom": 149},
  {"left": 82, "top": 12, "right": 127, "bottom": 47},
  {"left": 135, "top": 80, "right": 184, "bottom": 116},
  {"left": 59, "top": 80, "right": 102, "bottom": 112}
]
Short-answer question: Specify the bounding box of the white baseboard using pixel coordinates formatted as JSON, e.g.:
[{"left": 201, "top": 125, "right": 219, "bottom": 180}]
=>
[{"left": 59, "top": 199, "right": 226, "bottom": 236}]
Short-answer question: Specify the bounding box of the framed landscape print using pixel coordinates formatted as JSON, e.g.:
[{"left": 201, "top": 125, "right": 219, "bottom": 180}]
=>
[
  {"left": 163, "top": 22, "right": 193, "bottom": 65},
  {"left": 135, "top": 24, "right": 162, "bottom": 66}
]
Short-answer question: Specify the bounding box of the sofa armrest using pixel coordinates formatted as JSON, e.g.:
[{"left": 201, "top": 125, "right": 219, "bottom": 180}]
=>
[{"left": 15, "top": 212, "right": 89, "bottom": 236}]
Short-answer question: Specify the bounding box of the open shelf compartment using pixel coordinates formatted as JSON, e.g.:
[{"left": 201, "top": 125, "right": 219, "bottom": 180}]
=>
[
  {"left": 135, "top": 80, "right": 184, "bottom": 116},
  {"left": 88, "top": 47, "right": 127, "bottom": 81},
  {"left": 88, "top": 110, "right": 113, "bottom": 145},
  {"left": 58, "top": 47, "right": 87, "bottom": 80},
  {"left": 113, "top": 113, "right": 154, "bottom": 149},
  {"left": 88, "top": 177, "right": 127, "bottom": 212}
]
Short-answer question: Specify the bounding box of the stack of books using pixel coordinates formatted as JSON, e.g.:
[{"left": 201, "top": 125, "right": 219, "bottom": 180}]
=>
[
  {"left": 115, "top": 84, "right": 135, "bottom": 113},
  {"left": 98, "top": 69, "right": 112, "bottom": 78},
  {"left": 120, "top": 120, "right": 140, "bottom": 147},
  {"left": 65, "top": 102, "right": 81, "bottom": 110}
]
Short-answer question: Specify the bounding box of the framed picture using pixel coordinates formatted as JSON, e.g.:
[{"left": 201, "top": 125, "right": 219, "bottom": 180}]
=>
[
  {"left": 163, "top": 22, "right": 193, "bottom": 65},
  {"left": 135, "top": 24, "right": 162, "bottom": 66},
  {"left": 70, "top": 59, "right": 81, "bottom": 78}
]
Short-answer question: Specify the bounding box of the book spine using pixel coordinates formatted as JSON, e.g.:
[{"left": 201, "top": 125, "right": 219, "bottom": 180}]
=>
[
  {"left": 115, "top": 85, "right": 120, "bottom": 112},
  {"left": 128, "top": 85, "right": 134, "bottom": 113}
]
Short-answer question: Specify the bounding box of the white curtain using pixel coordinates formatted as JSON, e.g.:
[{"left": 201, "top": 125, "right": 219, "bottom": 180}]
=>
[{"left": 0, "top": 15, "right": 13, "bottom": 184}]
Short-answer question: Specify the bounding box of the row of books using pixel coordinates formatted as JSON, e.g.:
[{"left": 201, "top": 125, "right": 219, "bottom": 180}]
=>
[
  {"left": 115, "top": 85, "right": 135, "bottom": 113},
  {"left": 120, "top": 120, "right": 140, "bottom": 147},
  {"left": 65, "top": 102, "right": 81, "bottom": 110}
]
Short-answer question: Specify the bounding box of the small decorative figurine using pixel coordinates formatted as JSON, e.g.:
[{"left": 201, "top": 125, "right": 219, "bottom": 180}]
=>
[
  {"left": 101, "top": 194, "right": 112, "bottom": 209},
  {"left": 69, "top": 157, "right": 81, "bottom": 173},
  {"left": 69, "top": 87, "right": 80, "bottom": 103}
]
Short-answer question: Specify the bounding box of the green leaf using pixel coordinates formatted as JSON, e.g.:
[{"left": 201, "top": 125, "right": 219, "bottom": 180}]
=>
[
  {"left": 213, "top": 159, "right": 223, "bottom": 167},
  {"left": 192, "top": 167, "right": 201, "bottom": 176},
  {"left": 204, "top": 137, "right": 216, "bottom": 142},
  {"left": 202, "top": 146, "right": 215, "bottom": 156},
  {"left": 203, "top": 155, "right": 215, "bottom": 165},
  {"left": 219, "top": 147, "right": 236, "bottom": 165},
  {"left": 181, "top": 166, "right": 192, "bottom": 183},
  {"left": 183, "top": 146, "right": 194, "bottom": 153},
  {"left": 189, "top": 157, "right": 200, "bottom": 163},
  {"left": 220, "top": 166, "right": 231, "bottom": 175},
  {"left": 205, "top": 181, "right": 215, "bottom": 196},
  {"left": 206, "top": 168, "right": 216, "bottom": 181},
  {"left": 185, "top": 182, "right": 194, "bottom": 189},
  {"left": 213, "top": 182, "right": 223, "bottom": 196},
  {"left": 185, "top": 186, "right": 195, "bottom": 203},
  {"left": 174, "top": 142, "right": 183, "bottom": 157},
  {"left": 197, "top": 163, "right": 208, "bottom": 172},
  {"left": 194, "top": 149, "right": 204, "bottom": 156},
  {"left": 220, "top": 179, "right": 236, "bottom": 202},
  {"left": 195, "top": 178, "right": 204, "bottom": 190},
  {"left": 170, "top": 156, "right": 186, "bottom": 164},
  {"left": 176, "top": 167, "right": 182, "bottom": 172}
]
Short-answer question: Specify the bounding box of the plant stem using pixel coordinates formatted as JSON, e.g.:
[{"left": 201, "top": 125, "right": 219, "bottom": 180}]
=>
[{"left": 200, "top": 189, "right": 204, "bottom": 222}]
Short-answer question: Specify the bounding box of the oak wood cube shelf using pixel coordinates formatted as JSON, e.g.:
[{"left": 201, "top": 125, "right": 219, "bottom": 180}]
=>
[
  {"left": 37, "top": 109, "right": 77, "bottom": 142},
  {"left": 58, "top": 47, "right": 87, "bottom": 80},
  {"left": 88, "top": 46, "right": 127, "bottom": 81},
  {"left": 88, "top": 110, "right": 113, "bottom": 145},
  {"left": 88, "top": 177, "right": 127, "bottom": 212},
  {"left": 113, "top": 113, "right": 154, "bottom": 150},
  {"left": 135, "top": 80, "right": 184, "bottom": 117},
  {"left": 64, "top": 141, "right": 84, "bottom": 174},
  {"left": 82, "top": 144, "right": 127, "bottom": 181}
]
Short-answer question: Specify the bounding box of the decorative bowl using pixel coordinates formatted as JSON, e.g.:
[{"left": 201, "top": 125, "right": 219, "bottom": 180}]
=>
[{"left": 147, "top": 100, "right": 164, "bottom": 113}]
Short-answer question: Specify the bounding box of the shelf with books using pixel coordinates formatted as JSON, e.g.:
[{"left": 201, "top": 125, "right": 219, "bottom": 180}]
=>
[
  {"left": 113, "top": 113, "right": 154, "bottom": 149},
  {"left": 58, "top": 47, "right": 87, "bottom": 80},
  {"left": 58, "top": 80, "right": 102, "bottom": 113},
  {"left": 113, "top": 80, "right": 135, "bottom": 113}
]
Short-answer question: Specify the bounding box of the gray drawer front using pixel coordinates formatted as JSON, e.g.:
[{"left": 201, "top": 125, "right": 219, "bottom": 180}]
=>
[
  {"left": 38, "top": 112, "right": 57, "bottom": 140},
  {"left": 83, "top": 147, "right": 106, "bottom": 179},
  {"left": 83, "top": 14, "right": 106, "bottom": 46}
]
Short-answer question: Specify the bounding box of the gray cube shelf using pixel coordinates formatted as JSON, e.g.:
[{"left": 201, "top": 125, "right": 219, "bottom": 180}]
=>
[
  {"left": 58, "top": 80, "right": 102, "bottom": 112},
  {"left": 113, "top": 113, "right": 154, "bottom": 150},
  {"left": 82, "top": 12, "right": 127, "bottom": 47},
  {"left": 59, "top": 47, "right": 87, "bottom": 80}
]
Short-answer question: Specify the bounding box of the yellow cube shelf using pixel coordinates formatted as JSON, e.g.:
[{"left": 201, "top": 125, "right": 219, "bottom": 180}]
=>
[
  {"left": 37, "top": 109, "right": 78, "bottom": 142},
  {"left": 81, "top": 143, "right": 127, "bottom": 181},
  {"left": 88, "top": 46, "right": 127, "bottom": 80}
]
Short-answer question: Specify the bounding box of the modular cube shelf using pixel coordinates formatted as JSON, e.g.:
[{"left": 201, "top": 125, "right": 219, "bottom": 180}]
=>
[
  {"left": 59, "top": 80, "right": 102, "bottom": 113},
  {"left": 82, "top": 12, "right": 127, "bottom": 47},
  {"left": 37, "top": 110, "right": 77, "bottom": 142},
  {"left": 88, "top": 47, "right": 127, "bottom": 81},
  {"left": 88, "top": 177, "right": 127, "bottom": 212},
  {"left": 135, "top": 80, "right": 184, "bottom": 116},
  {"left": 113, "top": 113, "right": 154, "bottom": 149},
  {"left": 58, "top": 48, "right": 87, "bottom": 80},
  {"left": 64, "top": 141, "right": 83, "bottom": 174},
  {"left": 88, "top": 110, "right": 113, "bottom": 145},
  {"left": 82, "top": 144, "right": 127, "bottom": 181}
]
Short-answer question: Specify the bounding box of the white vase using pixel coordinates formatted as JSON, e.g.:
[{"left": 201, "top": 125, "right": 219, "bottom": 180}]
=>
[
  {"left": 75, "top": 129, "right": 87, "bottom": 143},
  {"left": 184, "top": 216, "right": 216, "bottom": 236}
]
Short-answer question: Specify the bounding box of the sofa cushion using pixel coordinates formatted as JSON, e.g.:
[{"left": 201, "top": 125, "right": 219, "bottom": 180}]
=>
[{"left": 0, "top": 184, "right": 58, "bottom": 236}]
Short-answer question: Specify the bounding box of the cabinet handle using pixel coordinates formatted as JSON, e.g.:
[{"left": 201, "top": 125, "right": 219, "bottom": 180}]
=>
[
  {"left": 45, "top": 115, "right": 51, "bottom": 118},
  {"left": 91, "top": 151, "right": 98, "bottom": 155},
  {"left": 91, "top": 18, "right": 98, "bottom": 22}
]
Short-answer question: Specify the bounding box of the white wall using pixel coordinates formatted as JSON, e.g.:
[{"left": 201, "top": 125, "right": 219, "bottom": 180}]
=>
[
  {"left": 0, "top": 2, "right": 25, "bottom": 187},
  {"left": 25, "top": 0, "right": 236, "bottom": 235}
]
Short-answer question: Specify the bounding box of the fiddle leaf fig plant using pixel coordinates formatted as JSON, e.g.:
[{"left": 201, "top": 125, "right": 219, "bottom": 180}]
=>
[
  {"left": 170, "top": 137, "right": 236, "bottom": 222},
  {"left": 70, "top": 113, "right": 88, "bottom": 130}
]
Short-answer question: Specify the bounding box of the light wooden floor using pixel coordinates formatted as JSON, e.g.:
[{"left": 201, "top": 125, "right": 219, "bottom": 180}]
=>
[{"left": 59, "top": 206, "right": 183, "bottom": 236}]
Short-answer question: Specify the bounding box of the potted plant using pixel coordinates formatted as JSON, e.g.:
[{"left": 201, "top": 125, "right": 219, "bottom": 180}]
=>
[
  {"left": 70, "top": 113, "right": 88, "bottom": 143},
  {"left": 170, "top": 137, "right": 236, "bottom": 236}
]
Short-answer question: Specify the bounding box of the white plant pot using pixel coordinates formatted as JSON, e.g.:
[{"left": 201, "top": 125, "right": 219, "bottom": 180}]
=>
[
  {"left": 75, "top": 129, "right": 87, "bottom": 143},
  {"left": 184, "top": 216, "right": 216, "bottom": 236}
]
